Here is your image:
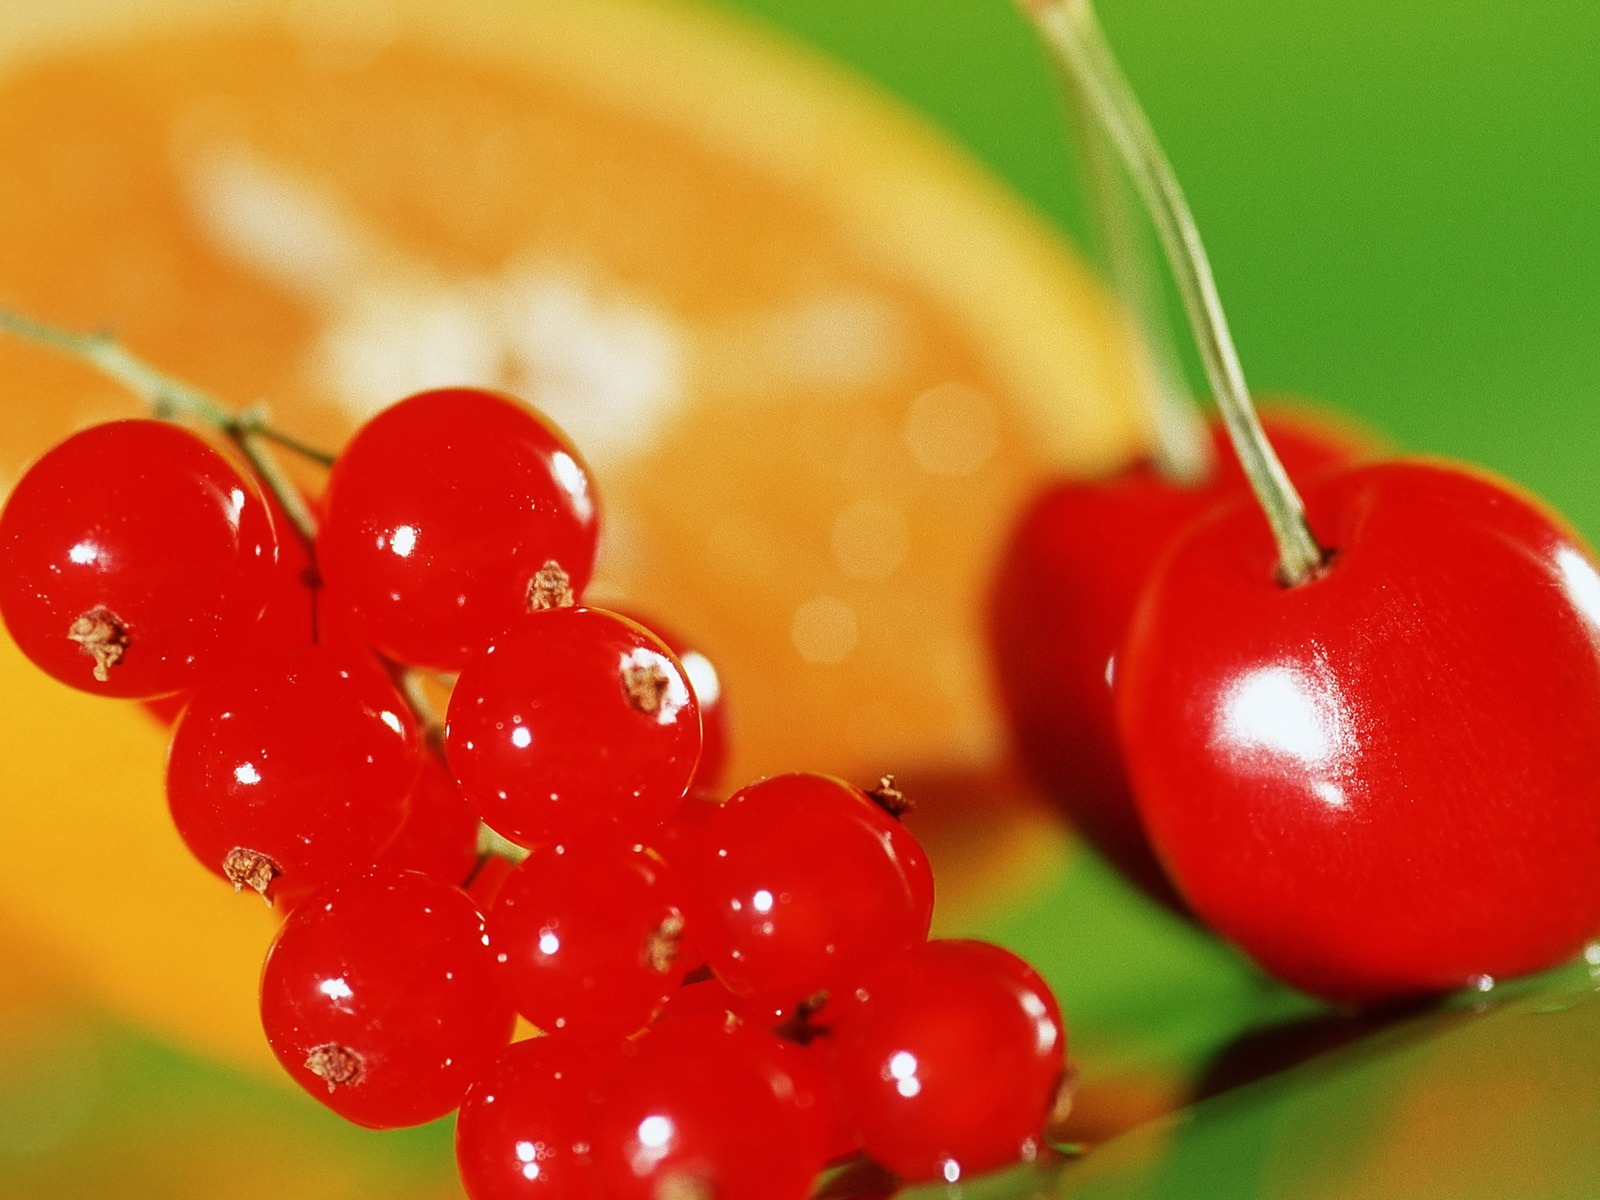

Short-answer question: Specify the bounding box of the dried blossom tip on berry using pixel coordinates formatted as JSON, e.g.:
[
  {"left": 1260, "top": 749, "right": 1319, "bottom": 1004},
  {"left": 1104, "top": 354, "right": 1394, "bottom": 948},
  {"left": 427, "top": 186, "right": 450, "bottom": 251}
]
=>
[
  {"left": 657, "top": 1175, "right": 713, "bottom": 1200},
  {"left": 647, "top": 912, "right": 686, "bottom": 973},
  {"left": 527, "top": 560, "right": 575, "bottom": 611},
  {"left": 866, "top": 774, "right": 913, "bottom": 818},
  {"left": 623, "top": 660, "right": 672, "bottom": 714},
  {"left": 222, "top": 847, "right": 280, "bottom": 904},
  {"left": 774, "top": 991, "right": 830, "bottom": 1045},
  {"left": 305, "top": 1044, "right": 363, "bottom": 1093},
  {"left": 67, "top": 605, "right": 129, "bottom": 682}
]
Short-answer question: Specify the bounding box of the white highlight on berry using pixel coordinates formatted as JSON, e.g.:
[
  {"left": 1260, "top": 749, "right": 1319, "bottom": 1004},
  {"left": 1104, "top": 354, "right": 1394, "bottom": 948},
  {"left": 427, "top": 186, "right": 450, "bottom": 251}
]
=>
[
  {"left": 233, "top": 763, "right": 262, "bottom": 786},
  {"left": 389, "top": 524, "right": 418, "bottom": 558},
  {"left": 1220, "top": 664, "right": 1351, "bottom": 773},
  {"left": 888, "top": 1050, "right": 921, "bottom": 1098}
]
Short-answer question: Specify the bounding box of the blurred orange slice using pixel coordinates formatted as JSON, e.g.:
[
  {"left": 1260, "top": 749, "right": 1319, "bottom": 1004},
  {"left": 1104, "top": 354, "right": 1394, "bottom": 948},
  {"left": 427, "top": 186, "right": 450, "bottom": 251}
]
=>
[{"left": 0, "top": 0, "right": 1142, "bottom": 1071}]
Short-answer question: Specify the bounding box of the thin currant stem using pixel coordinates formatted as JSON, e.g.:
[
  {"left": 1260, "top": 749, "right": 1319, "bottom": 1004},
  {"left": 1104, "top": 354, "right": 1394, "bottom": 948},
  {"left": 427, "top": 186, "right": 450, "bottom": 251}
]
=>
[
  {"left": 1023, "top": 0, "right": 1326, "bottom": 584},
  {"left": 0, "top": 308, "right": 331, "bottom": 549},
  {"left": 240, "top": 416, "right": 338, "bottom": 468},
  {"left": 1064, "top": 60, "right": 1211, "bottom": 484}
]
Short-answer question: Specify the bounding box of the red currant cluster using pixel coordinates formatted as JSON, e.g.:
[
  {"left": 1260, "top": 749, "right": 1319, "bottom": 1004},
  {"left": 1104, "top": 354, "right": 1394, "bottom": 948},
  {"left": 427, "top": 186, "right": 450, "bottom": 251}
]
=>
[{"left": 0, "top": 379, "right": 1070, "bottom": 1198}]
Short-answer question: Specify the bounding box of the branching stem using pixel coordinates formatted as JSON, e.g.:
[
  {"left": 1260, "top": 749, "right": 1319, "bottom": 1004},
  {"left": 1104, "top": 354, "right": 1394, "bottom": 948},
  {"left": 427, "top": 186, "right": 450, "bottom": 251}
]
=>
[{"left": 0, "top": 309, "right": 328, "bottom": 547}]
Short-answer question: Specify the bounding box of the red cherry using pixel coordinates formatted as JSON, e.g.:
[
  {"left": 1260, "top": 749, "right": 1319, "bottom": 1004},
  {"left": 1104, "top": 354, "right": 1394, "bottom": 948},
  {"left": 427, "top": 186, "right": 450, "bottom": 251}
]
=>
[
  {"left": 677, "top": 773, "right": 933, "bottom": 1008},
  {"left": 445, "top": 607, "right": 701, "bottom": 848},
  {"left": 0, "top": 420, "right": 277, "bottom": 697},
  {"left": 828, "top": 939, "right": 1067, "bottom": 1183},
  {"left": 259, "top": 870, "right": 515, "bottom": 1129},
  {"left": 988, "top": 410, "right": 1368, "bottom": 898},
  {"left": 590, "top": 1018, "right": 828, "bottom": 1200},
  {"left": 1118, "top": 460, "right": 1600, "bottom": 1002},
  {"left": 166, "top": 644, "right": 419, "bottom": 901},
  {"left": 320, "top": 388, "right": 600, "bottom": 671},
  {"left": 455, "top": 1036, "right": 614, "bottom": 1200},
  {"left": 378, "top": 752, "right": 482, "bottom": 886},
  {"left": 489, "top": 840, "right": 688, "bottom": 1040}
]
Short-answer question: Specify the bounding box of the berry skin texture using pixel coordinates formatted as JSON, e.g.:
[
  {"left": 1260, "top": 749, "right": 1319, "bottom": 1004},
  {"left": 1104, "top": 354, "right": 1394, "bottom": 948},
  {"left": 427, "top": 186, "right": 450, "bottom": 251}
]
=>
[
  {"left": 259, "top": 870, "right": 516, "bottom": 1129},
  {"left": 446, "top": 607, "right": 701, "bottom": 848},
  {"left": 320, "top": 387, "right": 600, "bottom": 672},
  {"left": 590, "top": 1018, "right": 828, "bottom": 1200},
  {"left": 166, "top": 645, "right": 420, "bottom": 901},
  {"left": 456, "top": 1037, "right": 615, "bottom": 1200},
  {"left": 378, "top": 752, "right": 483, "bottom": 886},
  {"left": 489, "top": 841, "right": 688, "bottom": 1040},
  {"left": 0, "top": 419, "right": 277, "bottom": 698},
  {"left": 678, "top": 773, "right": 934, "bottom": 1008},
  {"left": 988, "top": 410, "right": 1368, "bottom": 901},
  {"left": 828, "top": 939, "right": 1067, "bottom": 1183},
  {"left": 1118, "top": 460, "right": 1600, "bottom": 1002}
]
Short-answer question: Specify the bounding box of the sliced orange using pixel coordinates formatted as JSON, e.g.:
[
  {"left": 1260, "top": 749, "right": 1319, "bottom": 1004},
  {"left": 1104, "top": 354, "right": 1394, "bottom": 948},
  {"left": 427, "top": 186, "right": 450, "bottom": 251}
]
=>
[{"left": 0, "top": 0, "right": 1143, "bottom": 1071}]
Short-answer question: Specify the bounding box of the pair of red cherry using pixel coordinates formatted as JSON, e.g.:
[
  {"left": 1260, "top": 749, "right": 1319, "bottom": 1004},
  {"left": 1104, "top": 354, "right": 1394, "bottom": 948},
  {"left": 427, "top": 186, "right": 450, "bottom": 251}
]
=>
[
  {"left": 994, "top": 406, "right": 1600, "bottom": 1005},
  {"left": 996, "top": 0, "right": 1600, "bottom": 1005}
]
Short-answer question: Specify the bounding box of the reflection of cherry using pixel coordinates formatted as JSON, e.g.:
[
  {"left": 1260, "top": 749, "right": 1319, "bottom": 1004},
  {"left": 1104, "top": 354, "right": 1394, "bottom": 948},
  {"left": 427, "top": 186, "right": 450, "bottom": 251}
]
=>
[
  {"left": 989, "top": 409, "right": 1368, "bottom": 900},
  {"left": 1119, "top": 461, "right": 1600, "bottom": 1001}
]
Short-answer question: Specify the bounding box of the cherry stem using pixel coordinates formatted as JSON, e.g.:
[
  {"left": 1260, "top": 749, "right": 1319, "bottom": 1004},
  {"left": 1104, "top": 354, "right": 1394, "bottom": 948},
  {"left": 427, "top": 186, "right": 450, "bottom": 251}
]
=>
[
  {"left": 1022, "top": 0, "right": 1326, "bottom": 584},
  {"left": 0, "top": 308, "right": 330, "bottom": 549},
  {"left": 1063, "top": 56, "right": 1211, "bottom": 483}
]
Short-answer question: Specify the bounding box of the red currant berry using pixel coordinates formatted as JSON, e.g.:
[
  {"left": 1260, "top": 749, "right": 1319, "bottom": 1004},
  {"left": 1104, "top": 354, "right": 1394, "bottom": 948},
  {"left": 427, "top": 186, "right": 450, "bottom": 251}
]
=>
[
  {"left": 446, "top": 607, "right": 700, "bottom": 847},
  {"left": 166, "top": 644, "right": 419, "bottom": 901},
  {"left": 259, "top": 870, "right": 515, "bottom": 1128},
  {"left": 455, "top": 1036, "right": 616, "bottom": 1200},
  {"left": 489, "top": 840, "right": 688, "bottom": 1040},
  {"left": 590, "top": 1019, "right": 827, "bottom": 1200},
  {"left": 320, "top": 388, "right": 599, "bottom": 671},
  {"left": 988, "top": 410, "right": 1368, "bottom": 900},
  {"left": 0, "top": 420, "right": 277, "bottom": 697},
  {"left": 1118, "top": 460, "right": 1600, "bottom": 1002},
  {"left": 614, "top": 610, "right": 730, "bottom": 789},
  {"left": 829, "top": 939, "right": 1067, "bottom": 1183},
  {"left": 378, "top": 752, "right": 482, "bottom": 885},
  {"left": 677, "top": 773, "right": 933, "bottom": 1008}
]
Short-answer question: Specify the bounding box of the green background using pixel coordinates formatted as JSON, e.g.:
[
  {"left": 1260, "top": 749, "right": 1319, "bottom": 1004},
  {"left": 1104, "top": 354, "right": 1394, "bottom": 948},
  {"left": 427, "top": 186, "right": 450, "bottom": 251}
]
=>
[{"left": 726, "top": 0, "right": 1600, "bottom": 533}]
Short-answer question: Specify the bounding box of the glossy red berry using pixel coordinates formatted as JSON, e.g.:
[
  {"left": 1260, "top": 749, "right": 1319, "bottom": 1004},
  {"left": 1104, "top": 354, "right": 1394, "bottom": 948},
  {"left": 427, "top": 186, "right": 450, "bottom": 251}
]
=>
[
  {"left": 988, "top": 410, "right": 1368, "bottom": 899},
  {"left": 455, "top": 1037, "right": 615, "bottom": 1200},
  {"left": 615, "top": 611, "right": 730, "bottom": 790},
  {"left": 0, "top": 420, "right": 277, "bottom": 697},
  {"left": 259, "top": 870, "right": 515, "bottom": 1129},
  {"left": 379, "top": 753, "right": 482, "bottom": 886},
  {"left": 1118, "top": 460, "right": 1600, "bottom": 1002},
  {"left": 489, "top": 841, "right": 688, "bottom": 1040},
  {"left": 166, "top": 645, "right": 419, "bottom": 901},
  {"left": 590, "top": 1018, "right": 828, "bottom": 1200},
  {"left": 829, "top": 939, "right": 1067, "bottom": 1183},
  {"left": 319, "top": 387, "right": 599, "bottom": 672},
  {"left": 446, "top": 607, "right": 701, "bottom": 848},
  {"left": 677, "top": 773, "right": 933, "bottom": 1008}
]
